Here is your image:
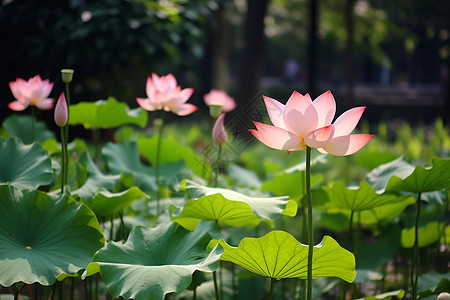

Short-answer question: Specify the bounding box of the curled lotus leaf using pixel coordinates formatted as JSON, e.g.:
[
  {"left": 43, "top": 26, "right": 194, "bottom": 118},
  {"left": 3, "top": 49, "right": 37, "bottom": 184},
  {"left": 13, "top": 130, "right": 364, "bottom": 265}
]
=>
[{"left": 171, "top": 180, "right": 297, "bottom": 230}]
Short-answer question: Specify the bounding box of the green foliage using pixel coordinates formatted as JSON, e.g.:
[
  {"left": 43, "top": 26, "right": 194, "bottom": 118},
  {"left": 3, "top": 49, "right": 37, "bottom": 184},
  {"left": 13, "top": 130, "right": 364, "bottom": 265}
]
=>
[
  {"left": 210, "top": 232, "right": 356, "bottom": 282},
  {"left": 2, "top": 115, "right": 55, "bottom": 144},
  {"left": 171, "top": 180, "right": 297, "bottom": 230},
  {"left": 69, "top": 97, "right": 148, "bottom": 129},
  {"left": 85, "top": 221, "right": 223, "bottom": 300},
  {"left": 0, "top": 185, "right": 104, "bottom": 286},
  {"left": 0, "top": 138, "right": 54, "bottom": 189}
]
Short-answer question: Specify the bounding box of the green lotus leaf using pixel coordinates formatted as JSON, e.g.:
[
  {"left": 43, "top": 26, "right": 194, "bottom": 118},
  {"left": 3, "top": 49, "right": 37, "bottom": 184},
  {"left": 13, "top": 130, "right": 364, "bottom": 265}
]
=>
[
  {"left": 0, "top": 185, "right": 104, "bottom": 286},
  {"left": 386, "top": 158, "right": 450, "bottom": 193},
  {"left": 137, "top": 134, "right": 210, "bottom": 177},
  {"left": 366, "top": 157, "right": 415, "bottom": 193},
  {"left": 0, "top": 138, "right": 53, "bottom": 189},
  {"left": 261, "top": 171, "right": 323, "bottom": 202},
  {"left": 323, "top": 181, "right": 412, "bottom": 212},
  {"left": 210, "top": 232, "right": 356, "bottom": 282},
  {"left": 401, "top": 222, "right": 444, "bottom": 248},
  {"left": 359, "top": 196, "right": 416, "bottom": 224},
  {"left": 68, "top": 97, "right": 147, "bottom": 129},
  {"left": 2, "top": 115, "right": 55, "bottom": 144},
  {"left": 102, "top": 141, "right": 185, "bottom": 193},
  {"left": 171, "top": 181, "right": 297, "bottom": 230},
  {"left": 71, "top": 152, "right": 122, "bottom": 200},
  {"left": 79, "top": 187, "right": 149, "bottom": 217},
  {"left": 84, "top": 221, "right": 223, "bottom": 300}
]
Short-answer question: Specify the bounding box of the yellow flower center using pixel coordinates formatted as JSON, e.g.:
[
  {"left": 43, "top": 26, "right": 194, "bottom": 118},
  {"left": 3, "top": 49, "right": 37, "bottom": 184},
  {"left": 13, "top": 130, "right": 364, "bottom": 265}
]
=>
[{"left": 26, "top": 246, "right": 32, "bottom": 250}]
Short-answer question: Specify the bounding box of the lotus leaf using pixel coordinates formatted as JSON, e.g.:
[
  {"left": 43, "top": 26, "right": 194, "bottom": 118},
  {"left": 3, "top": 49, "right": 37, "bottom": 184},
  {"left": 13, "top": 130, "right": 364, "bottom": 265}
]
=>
[
  {"left": 0, "top": 138, "right": 53, "bottom": 189},
  {"left": 386, "top": 158, "right": 450, "bottom": 193},
  {"left": 68, "top": 97, "right": 147, "bottom": 129},
  {"left": 210, "top": 231, "right": 356, "bottom": 282},
  {"left": 0, "top": 185, "right": 104, "bottom": 286},
  {"left": 171, "top": 180, "right": 297, "bottom": 230},
  {"left": 84, "top": 221, "right": 223, "bottom": 300}
]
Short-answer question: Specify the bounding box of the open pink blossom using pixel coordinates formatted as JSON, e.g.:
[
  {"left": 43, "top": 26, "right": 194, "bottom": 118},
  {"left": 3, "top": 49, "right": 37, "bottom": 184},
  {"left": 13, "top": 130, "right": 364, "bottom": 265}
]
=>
[
  {"left": 249, "top": 90, "right": 373, "bottom": 156},
  {"left": 204, "top": 89, "right": 236, "bottom": 113},
  {"left": 54, "top": 92, "right": 68, "bottom": 127},
  {"left": 136, "top": 73, "right": 197, "bottom": 116},
  {"left": 8, "top": 75, "right": 54, "bottom": 111},
  {"left": 212, "top": 113, "right": 227, "bottom": 145}
]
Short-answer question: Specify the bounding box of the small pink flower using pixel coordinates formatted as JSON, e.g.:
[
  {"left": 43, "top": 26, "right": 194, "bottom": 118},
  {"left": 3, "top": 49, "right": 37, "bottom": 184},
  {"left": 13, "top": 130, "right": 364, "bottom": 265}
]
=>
[
  {"left": 204, "top": 89, "right": 236, "bottom": 113},
  {"left": 54, "top": 92, "right": 68, "bottom": 127},
  {"left": 136, "top": 73, "right": 197, "bottom": 116},
  {"left": 8, "top": 75, "right": 54, "bottom": 111},
  {"left": 212, "top": 113, "right": 227, "bottom": 145},
  {"left": 249, "top": 90, "right": 373, "bottom": 156}
]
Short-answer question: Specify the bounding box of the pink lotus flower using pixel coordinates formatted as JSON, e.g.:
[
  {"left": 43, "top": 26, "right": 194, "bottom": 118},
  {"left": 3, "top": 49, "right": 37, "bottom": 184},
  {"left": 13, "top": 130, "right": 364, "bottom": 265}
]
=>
[
  {"left": 249, "top": 90, "right": 373, "bottom": 156},
  {"left": 212, "top": 113, "right": 227, "bottom": 145},
  {"left": 54, "top": 92, "right": 68, "bottom": 127},
  {"left": 136, "top": 73, "right": 196, "bottom": 116},
  {"left": 204, "top": 89, "right": 236, "bottom": 113},
  {"left": 8, "top": 75, "right": 54, "bottom": 111}
]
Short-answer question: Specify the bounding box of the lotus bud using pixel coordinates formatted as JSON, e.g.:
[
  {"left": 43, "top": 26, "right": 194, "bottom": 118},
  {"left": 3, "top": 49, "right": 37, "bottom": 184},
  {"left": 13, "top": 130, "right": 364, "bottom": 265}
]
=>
[
  {"left": 54, "top": 92, "right": 68, "bottom": 127},
  {"left": 209, "top": 104, "right": 223, "bottom": 119},
  {"left": 61, "top": 69, "right": 74, "bottom": 83},
  {"left": 212, "top": 113, "right": 227, "bottom": 145}
]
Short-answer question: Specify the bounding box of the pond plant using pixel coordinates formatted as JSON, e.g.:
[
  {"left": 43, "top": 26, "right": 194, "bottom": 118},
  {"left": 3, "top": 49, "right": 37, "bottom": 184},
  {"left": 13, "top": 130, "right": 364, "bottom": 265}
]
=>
[{"left": 0, "top": 72, "right": 449, "bottom": 300}]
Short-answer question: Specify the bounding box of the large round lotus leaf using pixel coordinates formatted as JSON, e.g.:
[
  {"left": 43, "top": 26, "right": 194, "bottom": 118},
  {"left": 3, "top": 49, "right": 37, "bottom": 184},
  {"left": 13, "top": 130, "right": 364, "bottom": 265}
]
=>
[
  {"left": 2, "top": 115, "right": 55, "bottom": 144},
  {"left": 366, "top": 156, "right": 415, "bottom": 193},
  {"left": 171, "top": 180, "right": 297, "bottom": 230},
  {"left": 386, "top": 158, "right": 450, "bottom": 193},
  {"left": 210, "top": 231, "right": 356, "bottom": 283},
  {"left": 0, "top": 138, "right": 53, "bottom": 189},
  {"left": 68, "top": 97, "right": 147, "bottom": 129},
  {"left": 0, "top": 185, "right": 105, "bottom": 286},
  {"left": 84, "top": 221, "right": 223, "bottom": 300}
]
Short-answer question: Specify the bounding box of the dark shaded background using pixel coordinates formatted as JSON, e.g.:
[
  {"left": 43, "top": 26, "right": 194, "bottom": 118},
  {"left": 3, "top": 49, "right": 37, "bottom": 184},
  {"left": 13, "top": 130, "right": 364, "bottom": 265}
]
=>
[{"left": 1, "top": 0, "right": 449, "bottom": 127}]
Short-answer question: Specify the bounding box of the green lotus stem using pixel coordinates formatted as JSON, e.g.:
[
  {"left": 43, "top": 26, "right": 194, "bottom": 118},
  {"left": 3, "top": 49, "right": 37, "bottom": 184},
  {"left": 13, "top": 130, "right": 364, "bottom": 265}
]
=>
[
  {"left": 269, "top": 277, "right": 275, "bottom": 300},
  {"left": 155, "top": 110, "right": 166, "bottom": 216},
  {"left": 60, "top": 125, "right": 68, "bottom": 194},
  {"left": 193, "top": 287, "right": 197, "bottom": 300},
  {"left": 213, "top": 270, "right": 220, "bottom": 300},
  {"left": 411, "top": 192, "right": 422, "bottom": 300},
  {"left": 214, "top": 145, "right": 222, "bottom": 187},
  {"left": 305, "top": 146, "right": 313, "bottom": 300},
  {"left": 110, "top": 214, "right": 114, "bottom": 241},
  {"left": 119, "top": 210, "right": 126, "bottom": 240},
  {"left": 14, "top": 282, "right": 24, "bottom": 300},
  {"left": 30, "top": 106, "right": 35, "bottom": 141}
]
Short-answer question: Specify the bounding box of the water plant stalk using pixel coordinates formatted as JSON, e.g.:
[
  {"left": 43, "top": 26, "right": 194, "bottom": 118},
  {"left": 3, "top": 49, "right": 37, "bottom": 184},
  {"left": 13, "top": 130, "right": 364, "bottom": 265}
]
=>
[
  {"left": 60, "top": 125, "right": 68, "bottom": 194},
  {"left": 213, "top": 270, "right": 220, "bottom": 300},
  {"left": 269, "top": 277, "right": 275, "bottom": 300},
  {"left": 305, "top": 146, "right": 313, "bottom": 300},
  {"left": 30, "top": 106, "right": 35, "bottom": 141},
  {"left": 214, "top": 145, "right": 222, "bottom": 187},
  {"left": 155, "top": 110, "right": 166, "bottom": 216},
  {"left": 411, "top": 192, "right": 422, "bottom": 300}
]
